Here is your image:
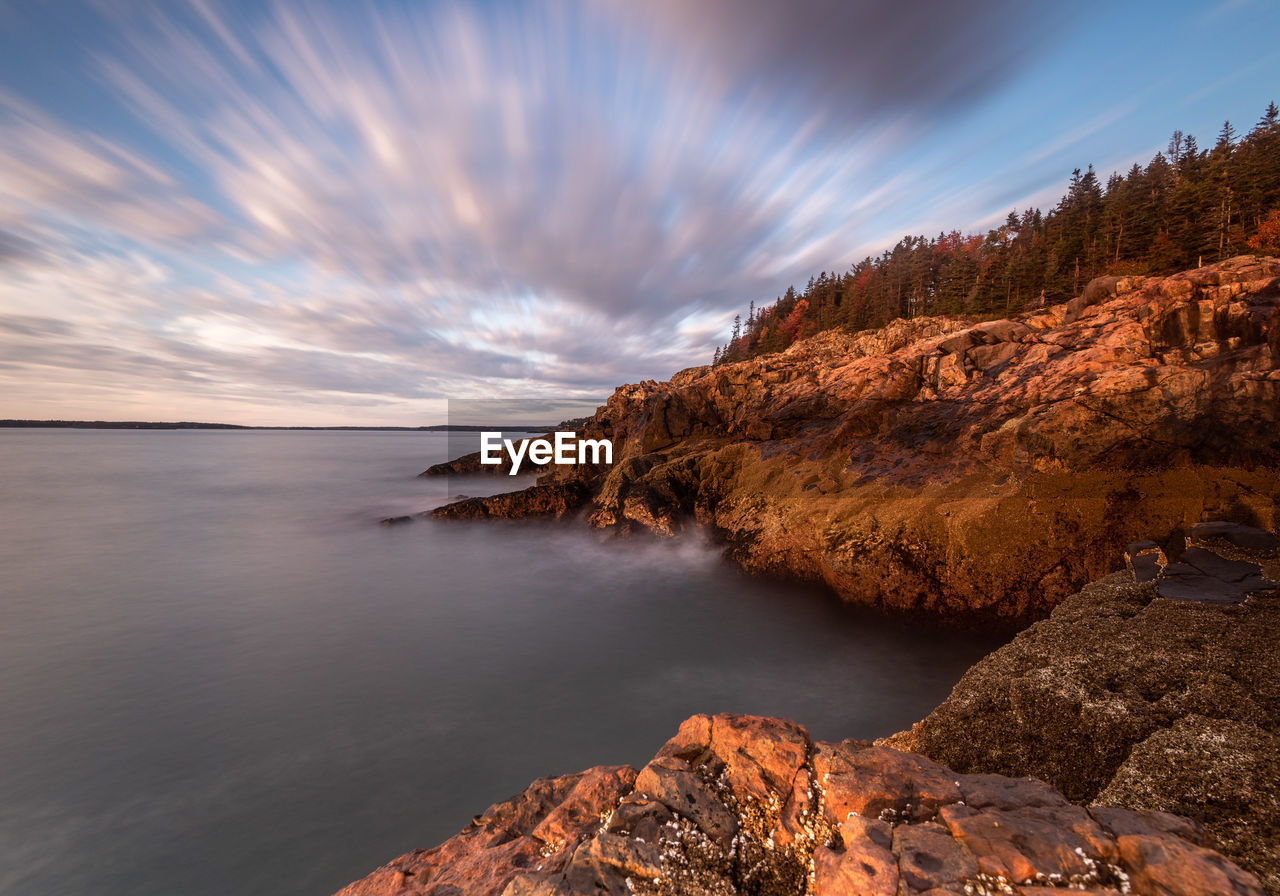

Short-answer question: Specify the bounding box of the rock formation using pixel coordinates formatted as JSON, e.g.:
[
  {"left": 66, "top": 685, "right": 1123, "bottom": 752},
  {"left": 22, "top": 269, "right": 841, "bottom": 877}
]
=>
[
  {"left": 336, "top": 525, "right": 1277, "bottom": 896},
  {"left": 428, "top": 256, "right": 1280, "bottom": 623},
  {"left": 364, "top": 254, "right": 1280, "bottom": 893},
  {"left": 884, "top": 521, "right": 1280, "bottom": 891},
  {"left": 421, "top": 436, "right": 555, "bottom": 478},
  {"left": 432, "top": 483, "right": 588, "bottom": 520},
  {"left": 333, "top": 713, "right": 1265, "bottom": 896},
  {"left": 369, "top": 261, "right": 1280, "bottom": 893}
]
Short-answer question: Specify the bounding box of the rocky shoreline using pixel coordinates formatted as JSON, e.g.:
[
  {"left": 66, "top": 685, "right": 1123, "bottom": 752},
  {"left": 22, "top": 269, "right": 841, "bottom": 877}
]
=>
[
  {"left": 336, "top": 720, "right": 1263, "bottom": 896},
  {"left": 345, "top": 259, "right": 1280, "bottom": 894},
  {"left": 338, "top": 525, "right": 1277, "bottom": 895},
  {"left": 426, "top": 256, "right": 1280, "bottom": 625},
  {"left": 884, "top": 520, "right": 1280, "bottom": 893}
]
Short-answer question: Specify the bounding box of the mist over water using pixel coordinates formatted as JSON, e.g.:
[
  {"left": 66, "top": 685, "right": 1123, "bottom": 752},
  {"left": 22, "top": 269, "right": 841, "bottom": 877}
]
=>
[{"left": 0, "top": 430, "right": 1002, "bottom": 896}]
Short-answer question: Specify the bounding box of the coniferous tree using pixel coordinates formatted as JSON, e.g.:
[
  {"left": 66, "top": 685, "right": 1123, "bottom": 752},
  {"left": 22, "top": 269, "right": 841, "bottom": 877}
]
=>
[
  {"left": 710, "top": 103, "right": 1280, "bottom": 364},
  {"left": 1258, "top": 102, "right": 1279, "bottom": 131}
]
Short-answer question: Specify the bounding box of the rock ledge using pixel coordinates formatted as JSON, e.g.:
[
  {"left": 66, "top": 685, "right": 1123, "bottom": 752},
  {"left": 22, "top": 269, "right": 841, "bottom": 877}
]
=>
[{"left": 334, "top": 713, "right": 1263, "bottom": 896}]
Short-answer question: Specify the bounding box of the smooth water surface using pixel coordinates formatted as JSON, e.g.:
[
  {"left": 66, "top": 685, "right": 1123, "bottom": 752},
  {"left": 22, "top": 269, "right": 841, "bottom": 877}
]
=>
[{"left": 0, "top": 430, "right": 1002, "bottom": 896}]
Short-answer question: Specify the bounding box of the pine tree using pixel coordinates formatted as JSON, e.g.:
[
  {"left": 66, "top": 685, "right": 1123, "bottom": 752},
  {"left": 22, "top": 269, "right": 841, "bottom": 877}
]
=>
[
  {"left": 1216, "top": 120, "right": 1236, "bottom": 150},
  {"left": 1256, "top": 101, "right": 1279, "bottom": 133},
  {"left": 708, "top": 104, "right": 1280, "bottom": 364},
  {"left": 1209, "top": 136, "right": 1236, "bottom": 260}
]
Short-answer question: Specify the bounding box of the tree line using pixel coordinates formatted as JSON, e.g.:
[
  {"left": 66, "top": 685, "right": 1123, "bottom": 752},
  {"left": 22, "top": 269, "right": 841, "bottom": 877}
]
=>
[{"left": 714, "top": 102, "right": 1280, "bottom": 364}]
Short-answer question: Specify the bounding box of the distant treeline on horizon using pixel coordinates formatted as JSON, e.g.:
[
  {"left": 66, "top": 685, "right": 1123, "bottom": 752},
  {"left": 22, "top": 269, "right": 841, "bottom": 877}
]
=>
[
  {"left": 715, "top": 101, "right": 1280, "bottom": 364},
  {"left": 0, "top": 421, "right": 557, "bottom": 432}
]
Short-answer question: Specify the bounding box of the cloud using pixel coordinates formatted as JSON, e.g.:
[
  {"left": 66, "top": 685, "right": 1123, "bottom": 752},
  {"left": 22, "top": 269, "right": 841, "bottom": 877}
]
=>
[
  {"left": 92, "top": 2, "right": 890, "bottom": 318},
  {"left": 0, "top": 314, "right": 77, "bottom": 338},
  {"left": 612, "top": 0, "right": 1060, "bottom": 123},
  {"left": 0, "top": 90, "right": 219, "bottom": 244},
  {"left": 0, "top": 0, "right": 1068, "bottom": 423},
  {"left": 0, "top": 228, "right": 42, "bottom": 265}
]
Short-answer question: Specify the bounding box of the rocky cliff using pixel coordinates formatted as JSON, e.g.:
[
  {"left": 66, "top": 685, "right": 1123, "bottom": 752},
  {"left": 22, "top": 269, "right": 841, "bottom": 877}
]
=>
[
  {"left": 333, "top": 713, "right": 1265, "bottom": 896},
  {"left": 430, "top": 256, "right": 1280, "bottom": 623},
  {"left": 364, "top": 260, "right": 1280, "bottom": 894}
]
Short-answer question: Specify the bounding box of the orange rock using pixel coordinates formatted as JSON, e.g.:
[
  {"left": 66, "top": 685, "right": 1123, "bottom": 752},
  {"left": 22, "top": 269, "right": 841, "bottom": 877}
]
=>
[
  {"left": 1119, "top": 834, "right": 1265, "bottom": 896},
  {"left": 892, "top": 821, "right": 979, "bottom": 891},
  {"left": 939, "top": 803, "right": 1114, "bottom": 883},
  {"left": 334, "top": 714, "right": 1265, "bottom": 896},
  {"left": 429, "top": 257, "right": 1280, "bottom": 625},
  {"left": 812, "top": 815, "right": 898, "bottom": 896},
  {"left": 816, "top": 743, "right": 962, "bottom": 824}
]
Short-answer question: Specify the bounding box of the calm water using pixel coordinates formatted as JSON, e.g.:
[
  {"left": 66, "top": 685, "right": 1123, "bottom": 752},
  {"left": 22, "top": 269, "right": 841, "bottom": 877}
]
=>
[{"left": 0, "top": 430, "right": 1001, "bottom": 896}]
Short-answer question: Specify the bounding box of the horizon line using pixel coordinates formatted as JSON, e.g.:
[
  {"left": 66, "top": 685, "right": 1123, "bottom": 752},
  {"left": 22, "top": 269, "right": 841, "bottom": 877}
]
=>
[{"left": 0, "top": 419, "right": 561, "bottom": 432}]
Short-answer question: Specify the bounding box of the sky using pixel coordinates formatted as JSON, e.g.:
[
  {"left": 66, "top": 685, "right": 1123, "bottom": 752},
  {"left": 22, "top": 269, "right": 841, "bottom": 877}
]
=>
[{"left": 1, "top": 0, "right": 1278, "bottom": 426}]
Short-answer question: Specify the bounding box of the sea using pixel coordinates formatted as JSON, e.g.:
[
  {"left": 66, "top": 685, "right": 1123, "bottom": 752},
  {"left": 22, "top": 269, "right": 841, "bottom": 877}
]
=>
[{"left": 0, "top": 429, "right": 1002, "bottom": 896}]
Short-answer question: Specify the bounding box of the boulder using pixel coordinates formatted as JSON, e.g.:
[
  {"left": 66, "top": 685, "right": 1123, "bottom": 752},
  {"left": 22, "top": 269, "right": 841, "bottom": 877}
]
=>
[
  {"left": 885, "top": 528, "right": 1280, "bottom": 892},
  {"left": 334, "top": 713, "right": 1265, "bottom": 896}
]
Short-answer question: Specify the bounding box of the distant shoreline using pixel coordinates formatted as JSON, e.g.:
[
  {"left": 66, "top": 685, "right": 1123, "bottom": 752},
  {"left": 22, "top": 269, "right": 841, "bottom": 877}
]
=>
[{"left": 0, "top": 420, "right": 555, "bottom": 432}]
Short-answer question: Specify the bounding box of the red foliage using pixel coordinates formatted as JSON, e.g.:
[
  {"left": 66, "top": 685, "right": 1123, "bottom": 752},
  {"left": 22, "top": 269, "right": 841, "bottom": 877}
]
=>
[
  {"left": 934, "top": 230, "right": 964, "bottom": 257},
  {"left": 1247, "top": 210, "right": 1280, "bottom": 254},
  {"left": 780, "top": 298, "right": 810, "bottom": 341}
]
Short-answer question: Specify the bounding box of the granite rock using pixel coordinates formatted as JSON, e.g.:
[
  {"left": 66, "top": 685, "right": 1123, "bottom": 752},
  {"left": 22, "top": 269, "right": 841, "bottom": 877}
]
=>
[
  {"left": 334, "top": 714, "right": 1265, "bottom": 896},
  {"left": 886, "top": 527, "right": 1280, "bottom": 891},
  {"left": 430, "top": 257, "right": 1280, "bottom": 623}
]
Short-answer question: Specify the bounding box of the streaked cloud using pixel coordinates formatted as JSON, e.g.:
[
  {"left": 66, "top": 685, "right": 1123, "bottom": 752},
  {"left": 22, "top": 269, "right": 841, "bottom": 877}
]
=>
[
  {"left": 610, "top": 0, "right": 1053, "bottom": 119},
  {"left": 0, "top": 0, "right": 1275, "bottom": 424}
]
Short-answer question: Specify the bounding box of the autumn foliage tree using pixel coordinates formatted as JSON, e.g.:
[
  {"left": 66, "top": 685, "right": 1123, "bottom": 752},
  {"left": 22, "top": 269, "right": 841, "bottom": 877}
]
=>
[
  {"left": 1247, "top": 209, "right": 1280, "bottom": 254},
  {"left": 780, "top": 298, "right": 809, "bottom": 340}
]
